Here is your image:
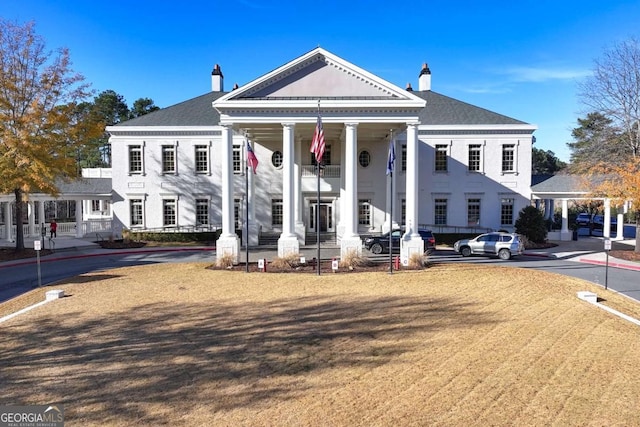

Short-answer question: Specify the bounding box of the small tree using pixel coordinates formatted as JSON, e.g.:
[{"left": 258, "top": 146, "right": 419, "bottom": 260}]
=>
[
  {"left": 515, "top": 206, "right": 548, "bottom": 244},
  {"left": 0, "top": 20, "right": 95, "bottom": 250}
]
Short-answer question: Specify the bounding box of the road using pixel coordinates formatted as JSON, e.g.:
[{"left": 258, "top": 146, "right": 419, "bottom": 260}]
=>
[
  {"left": 0, "top": 249, "right": 214, "bottom": 303},
  {"left": 1, "top": 248, "right": 639, "bottom": 304}
]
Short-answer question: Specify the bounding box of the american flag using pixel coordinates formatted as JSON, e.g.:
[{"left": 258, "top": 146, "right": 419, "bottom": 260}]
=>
[
  {"left": 247, "top": 141, "right": 258, "bottom": 174},
  {"left": 310, "top": 113, "right": 325, "bottom": 164}
]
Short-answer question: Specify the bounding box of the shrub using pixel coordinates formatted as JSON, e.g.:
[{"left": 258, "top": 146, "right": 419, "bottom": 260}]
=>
[
  {"left": 407, "top": 252, "right": 428, "bottom": 269},
  {"left": 270, "top": 253, "right": 303, "bottom": 270},
  {"left": 515, "top": 206, "right": 548, "bottom": 244},
  {"left": 339, "top": 250, "right": 374, "bottom": 269},
  {"left": 216, "top": 253, "right": 235, "bottom": 269}
]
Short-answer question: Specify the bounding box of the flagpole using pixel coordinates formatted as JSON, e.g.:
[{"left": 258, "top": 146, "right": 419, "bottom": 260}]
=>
[
  {"left": 245, "top": 162, "right": 249, "bottom": 273},
  {"left": 245, "top": 139, "right": 250, "bottom": 273},
  {"left": 389, "top": 132, "right": 394, "bottom": 274}
]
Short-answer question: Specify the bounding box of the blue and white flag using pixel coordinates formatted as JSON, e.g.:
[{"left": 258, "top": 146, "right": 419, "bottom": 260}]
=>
[{"left": 386, "top": 139, "right": 396, "bottom": 175}]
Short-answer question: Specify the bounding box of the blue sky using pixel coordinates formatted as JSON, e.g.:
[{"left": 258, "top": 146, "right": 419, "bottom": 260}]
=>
[{"left": 3, "top": 0, "right": 640, "bottom": 162}]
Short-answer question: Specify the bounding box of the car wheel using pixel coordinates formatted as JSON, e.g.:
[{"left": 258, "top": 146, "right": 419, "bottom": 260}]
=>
[
  {"left": 498, "top": 248, "right": 511, "bottom": 260},
  {"left": 460, "top": 246, "right": 471, "bottom": 257},
  {"left": 370, "top": 243, "right": 383, "bottom": 254}
]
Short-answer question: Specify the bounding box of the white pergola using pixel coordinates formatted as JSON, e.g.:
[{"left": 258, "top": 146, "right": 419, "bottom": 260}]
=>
[{"left": 531, "top": 175, "right": 625, "bottom": 241}]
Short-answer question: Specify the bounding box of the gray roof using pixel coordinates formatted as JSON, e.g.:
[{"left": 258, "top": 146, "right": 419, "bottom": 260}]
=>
[
  {"left": 413, "top": 90, "right": 528, "bottom": 125},
  {"left": 116, "top": 91, "right": 226, "bottom": 127},
  {"left": 531, "top": 174, "right": 590, "bottom": 194},
  {"left": 112, "top": 89, "right": 529, "bottom": 129}
]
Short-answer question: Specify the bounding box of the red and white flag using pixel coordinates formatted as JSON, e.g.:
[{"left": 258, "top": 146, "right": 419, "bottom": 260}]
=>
[
  {"left": 310, "top": 113, "right": 325, "bottom": 164},
  {"left": 247, "top": 141, "right": 258, "bottom": 174}
]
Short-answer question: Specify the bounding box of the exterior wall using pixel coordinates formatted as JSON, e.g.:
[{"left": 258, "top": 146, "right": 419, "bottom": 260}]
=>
[{"left": 110, "top": 129, "right": 533, "bottom": 236}]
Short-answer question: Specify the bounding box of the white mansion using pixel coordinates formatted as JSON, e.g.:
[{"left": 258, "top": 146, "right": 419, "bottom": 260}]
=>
[{"left": 106, "top": 48, "right": 536, "bottom": 262}]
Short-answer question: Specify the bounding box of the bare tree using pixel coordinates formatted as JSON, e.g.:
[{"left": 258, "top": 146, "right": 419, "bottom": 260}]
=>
[
  {"left": 0, "top": 20, "right": 95, "bottom": 250},
  {"left": 578, "top": 37, "right": 640, "bottom": 158}
]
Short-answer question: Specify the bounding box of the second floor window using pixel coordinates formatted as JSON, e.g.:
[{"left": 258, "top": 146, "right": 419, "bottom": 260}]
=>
[
  {"left": 468, "top": 145, "right": 481, "bottom": 172},
  {"left": 195, "top": 145, "right": 208, "bottom": 173},
  {"left": 233, "top": 144, "right": 242, "bottom": 174},
  {"left": 129, "top": 146, "right": 142, "bottom": 174},
  {"left": 401, "top": 144, "right": 407, "bottom": 172},
  {"left": 502, "top": 144, "right": 515, "bottom": 173},
  {"left": 435, "top": 144, "right": 448, "bottom": 172},
  {"left": 162, "top": 145, "right": 176, "bottom": 174}
]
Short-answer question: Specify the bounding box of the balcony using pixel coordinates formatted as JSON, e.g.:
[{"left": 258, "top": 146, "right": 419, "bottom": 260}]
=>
[{"left": 301, "top": 165, "right": 341, "bottom": 192}]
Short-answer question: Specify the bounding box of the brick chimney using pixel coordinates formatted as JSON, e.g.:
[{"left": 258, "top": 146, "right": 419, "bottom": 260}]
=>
[
  {"left": 418, "top": 63, "right": 431, "bottom": 91},
  {"left": 211, "top": 64, "right": 224, "bottom": 92}
]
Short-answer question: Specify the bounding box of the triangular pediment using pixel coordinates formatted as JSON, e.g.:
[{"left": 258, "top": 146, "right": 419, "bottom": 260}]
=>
[{"left": 215, "top": 48, "right": 424, "bottom": 104}]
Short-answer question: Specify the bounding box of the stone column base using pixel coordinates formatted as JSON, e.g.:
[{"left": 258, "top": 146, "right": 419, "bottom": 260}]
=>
[
  {"left": 217, "top": 235, "right": 240, "bottom": 264},
  {"left": 400, "top": 234, "right": 425, "bottom": 266},
  {"left": 340, "top": 236, "right": 362, "bottom": 258},
  {"left": 278, "top": 235, "right": 300, "bottom": 258}
]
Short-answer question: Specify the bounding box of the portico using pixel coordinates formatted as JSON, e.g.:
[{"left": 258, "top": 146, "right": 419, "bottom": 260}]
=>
[{"left": 212, "top": 48, "right": 426, "bottom": 262}]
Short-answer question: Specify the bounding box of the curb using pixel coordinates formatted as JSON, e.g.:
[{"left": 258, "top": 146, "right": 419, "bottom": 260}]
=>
[{"left": 578, "top": 257, "right": 640, "bottom": 272}]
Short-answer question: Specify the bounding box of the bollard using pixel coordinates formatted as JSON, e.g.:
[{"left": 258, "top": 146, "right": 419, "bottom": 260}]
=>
[{"left": 394, "top": 256, "right": 400, "bottom": 270}]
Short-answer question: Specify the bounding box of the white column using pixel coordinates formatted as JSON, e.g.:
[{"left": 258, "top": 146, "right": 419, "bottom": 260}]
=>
[
  {"left": 27, "top": 201, "right": 35, "bottom": 236},
  {"left": 75, "top": 199, "right": 83, "bottom": 237},
  {"left": 278, "top": 123, "right": 300, "bottom": 257},
  {"left": 340, "top": 123, "right": 362, "bottom": 257},
  {"left": 38, "top": 201, "right": 45, "bottom": 238},
  {"left": 217, "top": 124, "right": 239, "bottom": 263},
  {"left": 401, "top": 123, "right": 424, "bottom": 263},
  {"left": 294, "top": 137, "right": 305, "bottom": 243},
  {"left": 5, "top": 201, "right": 13, "bottom": 242},
  {"left": 560, "top": 198, "right": 570, "bottom": 241},
  {"left": 603, "top": 198, "right": 611, "bottom": 238}
]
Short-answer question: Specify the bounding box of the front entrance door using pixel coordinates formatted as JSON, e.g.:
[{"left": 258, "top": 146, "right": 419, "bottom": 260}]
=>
[{"left": 309, "top": 200, "right": 334, "bottom": 233}]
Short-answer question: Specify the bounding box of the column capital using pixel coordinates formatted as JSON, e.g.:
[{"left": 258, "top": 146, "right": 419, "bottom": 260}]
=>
[
  {"left": 344, "top": 122, "right": 359, "bottom": 128},
  {"left": 281, "top": 122, "right": 296, "bottom": 129},
  {"left": 405, "top": 121, "right": 420, "bottom": 128}
]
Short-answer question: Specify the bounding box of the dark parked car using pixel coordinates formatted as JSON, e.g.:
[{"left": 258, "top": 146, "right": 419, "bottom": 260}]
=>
[
  {"left": 363, "top": 229, "right": 436, "bottom": 255},
  {"left": 592, "top": 214, "right": 617, "bottom": 230}
]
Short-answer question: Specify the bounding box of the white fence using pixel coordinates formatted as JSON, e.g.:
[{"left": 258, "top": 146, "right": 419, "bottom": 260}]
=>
[{"left": 1, "top": 220, "right": 113, "bottom": 239}]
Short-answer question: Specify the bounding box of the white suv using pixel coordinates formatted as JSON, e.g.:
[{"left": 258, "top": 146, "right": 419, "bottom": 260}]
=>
[{"left": 453, "top": 233, "right": 524, "bottom": 260}]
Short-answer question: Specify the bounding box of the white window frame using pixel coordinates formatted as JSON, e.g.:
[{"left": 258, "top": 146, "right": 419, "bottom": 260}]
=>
[
  {"left": 194, "top": 143, "right": 211, "bottom": 175},
  {"left": 434, "top": 144, "right": 449, "bottom": 172},
  {"left": 195, "top": 197, "right": 210, "bottom": 226},
  {"left": 501, "top": 141, "right": 519, "bottom": 175},
  {"left": 127, "top": 196, "right": 146, "bottom": 228},
  {"left": 233, "top": 143, "right": 242, "bottom": 175},
  {"left": 161, "top": 195, "right": 178, "bottom": 227},
  {"left": 128, "top": 143, "right": 145, "bottom": 175},
  {"left": 358, "top": 199, "right": 372, "bottom": 226},
  {"left": 271, "top": 198, "right": 283, "bottom": 227},
  {"left": 434, "top": 198, "right": 448, "bottom": 225},
  {"left": 500, "top": 197, "right": 515, "bottom": 226},
  {"left": 161, "top": 142, "right": 178, "bottom": 175},
  {"left": 467, "top": 197, "right": 482, "bottom": 226},
  {"left": 467, "top": 143, "right": 484, "bottom": 173}
]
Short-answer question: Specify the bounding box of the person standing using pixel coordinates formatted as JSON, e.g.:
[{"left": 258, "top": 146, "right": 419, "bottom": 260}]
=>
[{"left": 50, "top": 219, "right": 57, "bottom": 239}]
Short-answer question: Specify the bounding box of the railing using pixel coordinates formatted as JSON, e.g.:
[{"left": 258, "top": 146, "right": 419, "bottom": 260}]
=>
[
  {"left": 301, "top": 165, "right": 341, "bottom": 178},
  {"left": 418, "top": 224, "right": 493, "bottom": 234},
  {"left": 128, "top": 224, "right": 221, "bottom": 233}
]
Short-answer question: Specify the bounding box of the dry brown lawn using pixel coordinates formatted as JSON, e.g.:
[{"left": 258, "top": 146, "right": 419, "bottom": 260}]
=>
[{"left": 2, "top": 263, "right": 640, "bottom": 426}]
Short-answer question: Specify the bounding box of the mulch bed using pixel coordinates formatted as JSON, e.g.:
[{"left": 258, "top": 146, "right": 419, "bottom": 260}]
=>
[
  {"left": 209, "top": 260, "right": 418, "bottom": 274},
  {"left": 0, "top": 248, "right": 54, "bottom": 261}
]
